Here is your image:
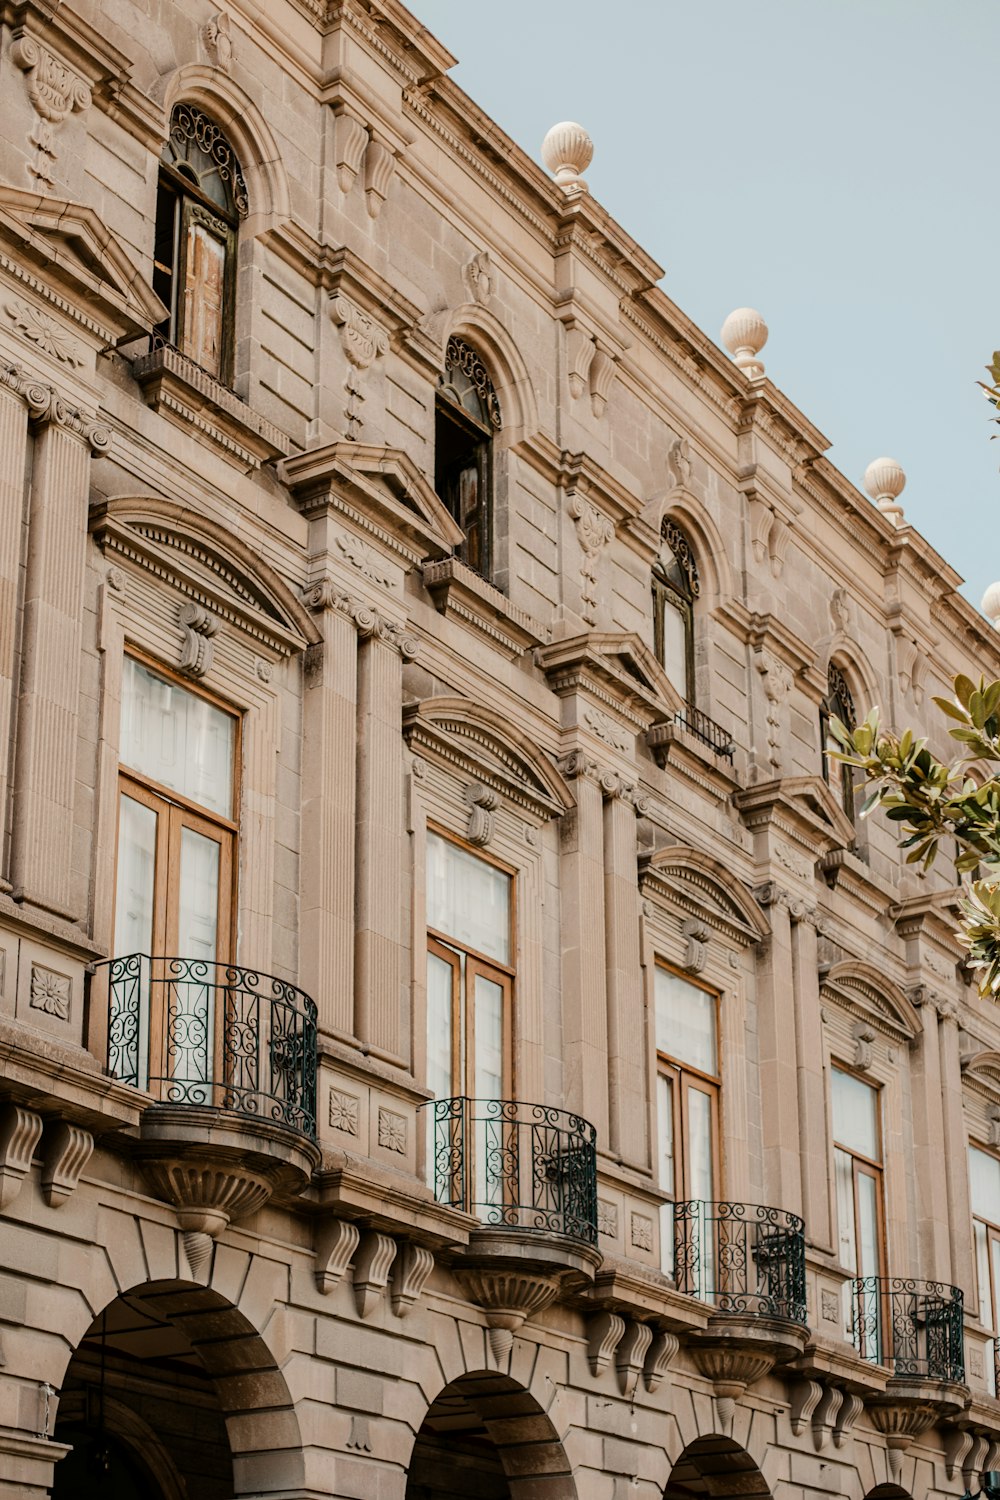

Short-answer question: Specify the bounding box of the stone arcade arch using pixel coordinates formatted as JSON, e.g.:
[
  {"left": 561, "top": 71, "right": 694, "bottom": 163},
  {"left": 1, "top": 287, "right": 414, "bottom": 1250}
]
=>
[
  {"left": 663, "top": 1436, "right": 773, "bottom": 1500},
  {"left": 405, "top": 1371, "right": 577, "bottom": 1500},
  {"left": 50, "top": 1279, "right": 304, "bottom": 1499}
]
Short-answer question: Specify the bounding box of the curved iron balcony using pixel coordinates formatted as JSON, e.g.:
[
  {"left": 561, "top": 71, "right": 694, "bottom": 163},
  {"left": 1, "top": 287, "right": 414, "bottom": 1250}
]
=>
[
  {"left": 97, "top": 953, "right": 318, "bottom": 1140},
  {"left": 427, "top": 1097, "right": 597, "bottom": 1245},
  {"left": 850, "top": 1276, "right": 965, "bottom": 1383},
  {"left": 673, "top": 1200, "right": 807, "bottom": 1323}
]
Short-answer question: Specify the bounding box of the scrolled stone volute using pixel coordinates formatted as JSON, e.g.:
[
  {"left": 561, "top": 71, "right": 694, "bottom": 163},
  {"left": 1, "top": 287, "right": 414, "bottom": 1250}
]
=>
[{"left": 541, "top": 122, "right": 593, "bottom": 192}]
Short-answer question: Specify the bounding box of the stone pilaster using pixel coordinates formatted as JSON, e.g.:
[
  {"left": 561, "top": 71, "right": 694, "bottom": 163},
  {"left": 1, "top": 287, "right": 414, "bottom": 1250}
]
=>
[
  {"left": 300, "top": 608, "right": 358, "bottom": 1038},
  {"left": 352, "top": 604, "right": 415, "bottom": 1067},
  {"left": 753, "top": 883, "right": 803, "bottom": 1216},
  {"left": 0, "top": 371, "right": 36, "bottom": 892},
  {"left": 790, "top": 911, "right": 831, "bottom": 1249},
  {"left": 939, "top": 998, "right": 974, "bottom": 1299},
  {"left": 559, "top": 757, "right": 609, "bottom": 1144},
  {"left": 602, "top": 779, "right": 647, "bottom": 1169},
  {"left": 908, "top": 987, "right": 951, "bottom": 1282},
  {"left": 9, "top": 399, "right": 109, "bottom": 919}
]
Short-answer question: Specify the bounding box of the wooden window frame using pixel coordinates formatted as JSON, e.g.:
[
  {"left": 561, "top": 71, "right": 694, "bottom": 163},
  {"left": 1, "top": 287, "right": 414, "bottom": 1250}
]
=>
[
  {"left": 831, "top": 1063, "right": 888, "bottom": 1278},
  {"left": 425, "top": 824, "right": 516, "bottom": 1101},
  {"left": 654, "top": 963, "right": 722, "bottom": 1204},
  {"left": 970, "top": 1141, "right": 1000, "bottom": 1339}
]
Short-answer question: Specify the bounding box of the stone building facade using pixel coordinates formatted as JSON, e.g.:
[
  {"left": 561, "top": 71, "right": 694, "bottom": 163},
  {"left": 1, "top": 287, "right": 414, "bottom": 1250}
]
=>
[{"left": 0, "top": 2, "right": 998, "bottom": 1497}]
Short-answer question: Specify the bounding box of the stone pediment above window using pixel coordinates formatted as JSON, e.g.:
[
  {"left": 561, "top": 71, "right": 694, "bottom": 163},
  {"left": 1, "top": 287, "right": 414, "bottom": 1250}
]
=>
[
  {"left": 281, "top": 441, "right": 463, "bottom": 568},
  {"left": 0, "top": 186, "right": 166, "bottom": 349},
  {"left": 403, "top": 696, "right": 572, "bottom": 821},
  {"left": 735, "top": 774, "right": 855, "bottom": 858},
  {"left": 90, "top": 496, "right": 319, "bottom": 656},
  {"left": 421, "top": 557, "right": 550, "bottom": 660},
  {"left": 819, "top": 961, "right": 921, "bottom": 1045},
  {"left": 538, "top": 631, "right": 680, "bottom": 728},
  {"left": 640, "top": 845, "right": 769, "bottom": 948},
  {"left": 962, "top": 1051, "right": 1000, "bottom": 1100}
]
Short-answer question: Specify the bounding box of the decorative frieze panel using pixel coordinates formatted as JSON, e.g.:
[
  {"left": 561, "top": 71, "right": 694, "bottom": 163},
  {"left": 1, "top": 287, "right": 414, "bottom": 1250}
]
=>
[
  {"left": 568, "top": 495, "right": 614, "bottom": 627},
  {"left": 4, "top": 298, "right": 83, "bottom": 366},
  {"left": 29, "top": 964, "right": 71, "bottom": 1020}
]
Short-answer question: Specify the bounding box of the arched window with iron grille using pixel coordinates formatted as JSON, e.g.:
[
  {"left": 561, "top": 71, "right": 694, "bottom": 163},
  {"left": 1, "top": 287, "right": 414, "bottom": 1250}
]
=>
[
  {"left": 821, "top": 662, "right": 858, "bottom": 818},
  {"left": 653, "top": 517, "right": 699, "bottom": 703},
  {"left": 153, "top": 103, "right": 248, "bottom": 384},
  {"left": 435, "top": 336, "right": 502, "bottom": 579}
]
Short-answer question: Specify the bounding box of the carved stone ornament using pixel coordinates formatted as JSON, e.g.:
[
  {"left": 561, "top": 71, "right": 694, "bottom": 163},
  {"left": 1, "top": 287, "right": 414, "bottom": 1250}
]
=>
[
  {"left": 302, "top": 585, "right": 418, "bottom": 660},
  {"left": 689, "top": 1345, "right": 775, "bottom": 1434},
  {"left": 353, "top": 1231, "right": 397, "bottom": 1317},
  {"left": 665, "top": 436, "right": 693, "bottom": 490},
  {"left": 566, "top": 326, "right": 596, "bottom": 399},
  {"left": 391, "top": 1242, "right": 434, "bottom": 1317},
  {"left": 0, "top": 364, "right": 110, "bottom": 453},
  {"left": 329, "top": 1089, "right": 360, "bottom": 1135},
  {"left": 41, "top": 1122, "right": 93, "bottom": 1207},
  {"left": 377, "top": 1108, "right": 406, "bottom": 1154},
  {"left": 201, "top": 12, "right": 233, "bottom": 71},
  {"left": 597, "top": 1199, "right": 618, "bottom": 1237},
  {"left": 0, "top": 1104, "right": 43, "bottom": 1209},
  {"left": 989, "top": 1106, "right": 1000, "bottom": 1149},
  {"left": 466, "top": 783, "right": 498, "bottom": 848},
  {"left": 330, "top": 295, "right": 389, "bottom": 370},
  {"left": 178, "top": 601, "right": 218, "bottom": 679},
  {"left": 456, "top": 1267, "right": 562, "bottom": 1360},
  {"left": 615, "top": 1320, "right": 653, "bottom": 1399},
  {"left": 5, "top": 298, "right": 84, "bottom": 367},
  {"left": 568, "top": 495, "right": 614, "bottom": 626},
  {"left": 644, "top": 1330, "right": 679, "bottom": 1394},
  {"left": 630, "top": 1212, "right": 653, "bottom": 1252},
  {"left": 583, "top": 705, "right": 631, "bottom": 753},
  {"left": 314, "top": 1218, "right": 360, "bottom": 1294},
  {"left": 336, "top": 529, "right": 393, "bottom": 588},
  {"left": 30, "top": 964, "right": 70, "bottom": 1019},
  {"left": 586, "top": 1310, "right": 626, "bottom": 1375},
  {"left": 589, "top": 346, "right": 617, "bottom": 418},
  {"left": 10, "top": 35, "right": 91, "bottom": 187},
  {"left": 464, "top": 250, "right": 496, "bottom": 305},
  {"left": 754, "top": 650, "right": 792, "bottom": 774},
  {"left": 346, "top": 1416, "right": 372, "bottom": 1453},
  {"left": 681, "top": 917, "right": 710, "bottom": 975},
  {"left": 851, "top": 1020, "right": 876, "bottom": 1071}
]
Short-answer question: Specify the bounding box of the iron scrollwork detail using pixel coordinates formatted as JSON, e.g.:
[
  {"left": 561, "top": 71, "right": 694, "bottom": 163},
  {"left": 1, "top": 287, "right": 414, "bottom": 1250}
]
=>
[
  {"left": 672, "top": 1199, "right": 807, "bottom": 1323},
  {"left": 849, "top": 1276, "right": 964, "bottom": 1383}
]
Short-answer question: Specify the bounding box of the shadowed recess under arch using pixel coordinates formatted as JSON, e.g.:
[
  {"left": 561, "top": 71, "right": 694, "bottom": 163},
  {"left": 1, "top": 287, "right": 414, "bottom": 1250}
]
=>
[{"left": 664, "top": 1436, "right": 772, "bottom": 1500}]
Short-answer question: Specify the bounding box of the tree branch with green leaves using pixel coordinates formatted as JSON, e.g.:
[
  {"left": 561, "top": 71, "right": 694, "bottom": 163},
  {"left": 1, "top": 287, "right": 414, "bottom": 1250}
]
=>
[{"left": 829, "top": 674, "right": 1000, "bottom": 996}]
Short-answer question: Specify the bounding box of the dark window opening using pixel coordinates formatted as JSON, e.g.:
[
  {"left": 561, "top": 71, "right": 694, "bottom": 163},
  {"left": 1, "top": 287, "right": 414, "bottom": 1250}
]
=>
[
  {"left": 821, "top": 662, "right": 858, "bottom": 819},
  {"left": 435, "top": 336, "right": 501, "bottom": 580},
  {"left": 653, "top": 516, "right": 699, "bottom": 703}
]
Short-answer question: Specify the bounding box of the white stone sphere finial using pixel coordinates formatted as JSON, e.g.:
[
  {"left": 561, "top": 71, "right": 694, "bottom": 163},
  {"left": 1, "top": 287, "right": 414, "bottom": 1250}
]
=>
[
  {"left": 864, "top": 457, "right": 906, "bottom": 527},
  {"left": 982, "top": 582, "right": 1000, "bottom": 629},
  {"left": 541, "top": 122, "right": 593, "bottom": 193},
  {"left": 721, "top": 308, "right": 768, "bottom": 379}
]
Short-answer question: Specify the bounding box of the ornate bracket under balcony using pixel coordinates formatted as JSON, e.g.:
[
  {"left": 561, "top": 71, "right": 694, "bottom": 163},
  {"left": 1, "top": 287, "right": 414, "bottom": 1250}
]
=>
[
  {"left": 675, "top": 1200, "right": 808, "bottom": 1425},
  {"left": 427, "top": 1097, "right": 602, "bottom": 1356},
  {"left": 851, "top": 1276, "right": 969, "bottom": 1474},
  {"left": 93, "top": 954, "right": 320, "bottom": 1268}
]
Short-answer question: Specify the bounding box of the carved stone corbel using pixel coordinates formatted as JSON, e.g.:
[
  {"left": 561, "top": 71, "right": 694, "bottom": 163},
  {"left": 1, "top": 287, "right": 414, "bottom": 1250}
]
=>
[
  {"left": 589, "top": 347, "right": 617, "bottom": 418},
  {"left": 463, "top": 251, "right": 495, "bottom": 305},
  {"left": 615, "top": 1320, "right": 653, "bottom": 1399},
  {"left": 566, "top": 326, "right": 596, "bottom": 399},
  {"left": 851, "top": 1020, "right": 876, "bottom": 1072},
  {"left": 568, "top": 495, "right": 614, "bottom": 626},
  {"left": 681, "top": 918, "right": 710, "bottom": 975},
  {"left": 811, "top": 1384, "right": 843, "bottom": 1450},
  {"left": 10, "top": 34, "right": 91, "bottom": 187},
  {"left": 178, "top": 602, "right": 218, "bottom": 678},
  {"left": 586, "top": 1310, "right": 626, "bottom": 1375},
  {"left": 363, "top": 139, "right": 396, "bottom": 218},
  {"left": 201, "top": 12, "right": 233, "bottom": 70},
  {"left": 0, "top": 1104, "right": 43, "bottom": 1209},
  {"left": 334, "top": 109, "right": 369, "bottom": 193},
  {"left": 466, "top": 784, "right": 498, "bottom": 848},
  {"left": 689, "top": 1346, "right": 774, "bottom": 1434},
  {"left": 41, "top": 1122, "right": 93, "bottom": 1207},
  {"left": 314, "top": 1218, "right": 361, "bottom": 1294},
  {"left": 790, "top": 1379, "right": 823, "bottom": 1437},
  {"left": 642, "top": 1329, "right": 678, "bottom": 1393},
  {"left": 833, "top": 1390, "right": 863, "bottom": 1448},
  {"left": 353, "top": 1230, "right": 397, "bottom": 1317},
  {"left": 945, "top": 1426, "right": 974, "bottom": 1481},
  {"left": 391, "top": 1242, "right": 434, "bottom": 1317}
]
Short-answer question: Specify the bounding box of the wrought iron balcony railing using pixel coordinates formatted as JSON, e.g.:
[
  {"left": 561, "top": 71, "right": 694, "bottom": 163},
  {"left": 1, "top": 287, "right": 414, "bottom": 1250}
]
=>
[
  {"left": 427, "top": 1097, "right": 598, "bottom": 1245},
  {"left": 97, "top": 954, "right": 318, "bottom": 1140},
  {"left": 850, "top": 1276, "right": 965, "bottom": 1383},
  {"left": 674, "top": 703, "right": 736, "bottom": 763},
  {"left": 673, "top": 1200, "right": 807, "bottom": 1322}
]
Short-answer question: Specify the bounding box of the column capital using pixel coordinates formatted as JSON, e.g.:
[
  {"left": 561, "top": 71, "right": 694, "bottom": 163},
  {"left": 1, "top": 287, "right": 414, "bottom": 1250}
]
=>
[
  {"left": 557, "top": 751, "right": 649, "bottom": 812},
  {"left": 302, "top": 582, "right": 418, "bottom": 659},
  {"left": 0, "top": 360, "right": 110, "bottom": 453},
  {"left": 752, "top": 880, "right": 817, "bottom": 925}
]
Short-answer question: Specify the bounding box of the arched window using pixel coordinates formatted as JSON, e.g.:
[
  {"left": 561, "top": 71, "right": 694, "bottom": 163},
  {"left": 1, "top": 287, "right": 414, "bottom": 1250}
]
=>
[
  {"left": 652, "top": 517, "right": 699, "bottom": 701},
  {"left": 821, "top": 662, "right": 857, "bottom": 817},
  {"left": 435, "top": 336, "right": 501, "bottom": 578},
  {"left": 153, "top": 103, "right": 247, "bottom": 384}
]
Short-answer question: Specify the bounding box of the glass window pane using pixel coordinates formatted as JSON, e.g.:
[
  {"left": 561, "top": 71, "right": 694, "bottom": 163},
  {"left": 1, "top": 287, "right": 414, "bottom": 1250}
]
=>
[
  {"left": 687, "top": 1086, "right": 715, "bottom": 1201},
  {"left": 474, "top": 974, "right": 504, "bottom": 1100},
  {"left": 426, "top": 953, "right": 454, "bottom": 1101},
  {"left": 857, "top": 1170, "right": 881, "bottom": 1279},
  {"left": 114, "top": 795, "right": 157, "bottom": 956},
  {"left": 976, "top": 1221, "right": 993, "bottom": 1329},
  {"left": 657, "top": 1073, "right": 675, "bottom": 1275},
  {"left": 991, "top": 1235, "right": 1000, "bottom": 1338},
  {"left": 661, "top": 600, "right": 689, "bottom": 699},
  {"left": 120, "top": 658, "right": 234, "bottom": 818},
  {"left": 970, "top": 1146, "right": 1000, "bottom": 1223},
  {"left": 177, "top": 827, "right": 220, "bottom": 962},
  {"left": 655, "top": 968, "right": 716, "bottom": 1074},
  {"left": 426, "top": 832, "right": 510, "bottom": 965},
  {"left": 831, "top": 1067, "right": 880, "bottom": 1160},
  {"left": 835, "top": 1146, "right": 857, "bottom": 1273}
]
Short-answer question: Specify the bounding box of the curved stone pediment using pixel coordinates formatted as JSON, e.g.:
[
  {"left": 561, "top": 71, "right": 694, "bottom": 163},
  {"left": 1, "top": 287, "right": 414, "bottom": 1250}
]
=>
[{"left": 640, "top": 845, "right": 769, "bottom": 946}]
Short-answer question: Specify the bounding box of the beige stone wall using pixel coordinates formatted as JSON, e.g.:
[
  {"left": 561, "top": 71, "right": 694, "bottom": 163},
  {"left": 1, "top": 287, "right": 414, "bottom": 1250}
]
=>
[{"left": 0, "top": 1, "right": 998, "bottom": 1497}]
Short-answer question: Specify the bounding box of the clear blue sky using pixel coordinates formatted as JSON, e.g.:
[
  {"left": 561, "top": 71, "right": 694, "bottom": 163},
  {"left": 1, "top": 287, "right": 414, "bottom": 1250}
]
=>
[{"left": 414, "top": 0, "right": 999, "bottom": 613}]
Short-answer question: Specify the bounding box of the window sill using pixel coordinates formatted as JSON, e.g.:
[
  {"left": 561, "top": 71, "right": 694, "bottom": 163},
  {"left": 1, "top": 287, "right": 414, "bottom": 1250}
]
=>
[
  {"left": 130, "top": 344, "right": 288, "bottom": 470},
  {"left": 421, "top": 556, "right": 550, "bottom": 659}
]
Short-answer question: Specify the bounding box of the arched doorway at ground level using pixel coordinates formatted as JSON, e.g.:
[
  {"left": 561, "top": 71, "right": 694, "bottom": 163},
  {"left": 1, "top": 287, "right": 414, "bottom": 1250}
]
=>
[
  {"left": 406, "top": 1370, "right": 576, "bottom": 1500},
  {"left": 50, "top": 1279, "right": 302, "bottom": 1499},
  {"left": 664, "top": 1435, "right": 772, "bottom": 1500}
]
